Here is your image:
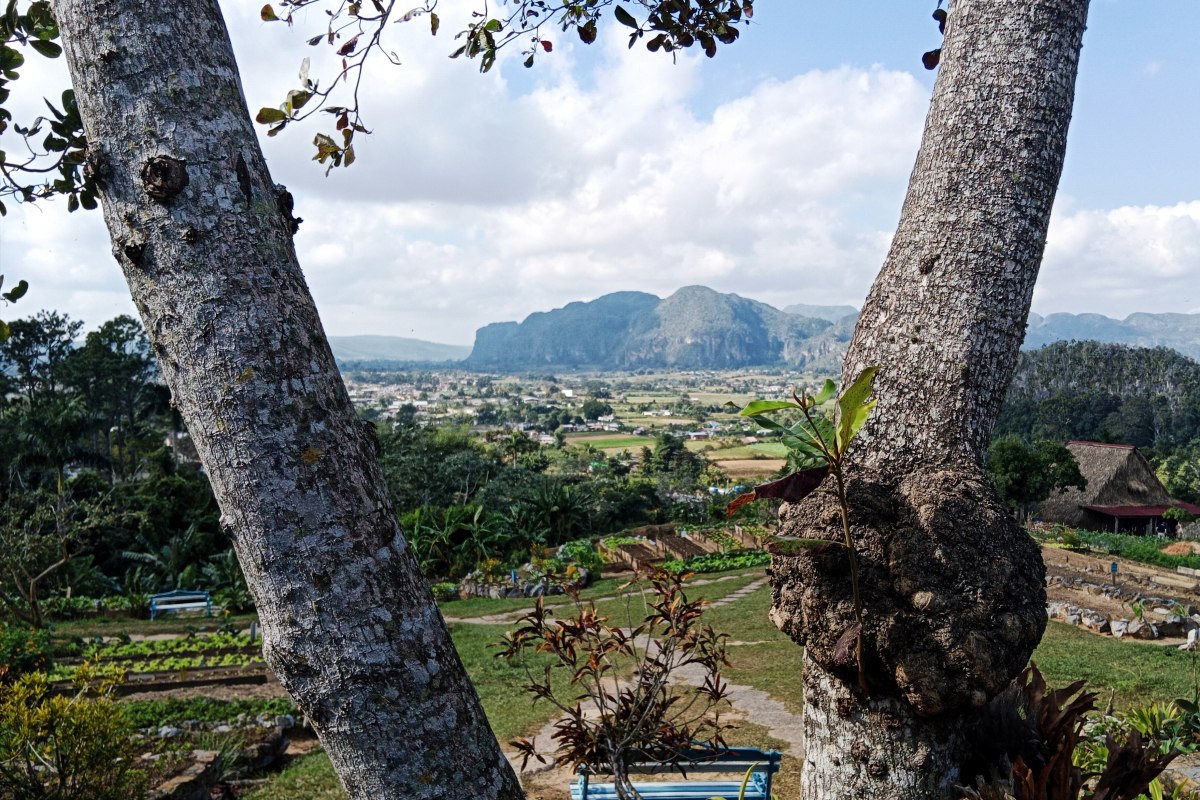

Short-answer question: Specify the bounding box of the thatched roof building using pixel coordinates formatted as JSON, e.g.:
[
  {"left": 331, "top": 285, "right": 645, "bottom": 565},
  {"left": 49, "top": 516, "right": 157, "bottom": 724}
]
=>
[{"left": 1033, "top": 441, "right": 1200, "bottom": 534}]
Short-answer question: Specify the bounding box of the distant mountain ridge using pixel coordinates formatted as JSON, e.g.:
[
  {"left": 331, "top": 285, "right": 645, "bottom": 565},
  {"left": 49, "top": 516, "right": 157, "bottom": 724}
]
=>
[
  {"left": 328, "top": 335, "right": 471, "bottom": 363},
  {"left": 465, "top": 286, "right": 853, "bottom": 371},
  {"left": 1024, "top": 312, "right": 1200, "bottom": 360},
  {"left": 783, "top": 303, "right": 859, "bottom": 323}
]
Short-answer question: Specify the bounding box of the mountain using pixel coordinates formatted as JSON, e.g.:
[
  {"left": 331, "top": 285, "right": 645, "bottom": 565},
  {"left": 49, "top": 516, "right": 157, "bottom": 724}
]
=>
[
  {"left": 328, "top": 335, "right": 472, "bottom": 363},
  {"left": 998, "top": 340, "right": 1200, "bottom": 449},
  {"left": 783, "top": 303, "right": 859, "bottom": 323},
  {"left": 1023, "top": 312, "right": 1200, "bottom": 360},
  {"left": 464, "top": 286, "right": 852, "bottom": 371},
  {"left": 1006, "top": 340, "right": 1200, "bottom": 404}
]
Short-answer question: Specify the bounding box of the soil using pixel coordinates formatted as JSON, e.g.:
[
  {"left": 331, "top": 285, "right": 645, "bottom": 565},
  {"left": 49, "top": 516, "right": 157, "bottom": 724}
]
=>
[
  {"left": 122, "top": 678, "right": 290, "bottom": 702},
  {"left": 1040, "top": 544, "right": 1200, "bottom": 645},
  {"left": 716, "top": 459, "right": 786, "bottom": 479}
]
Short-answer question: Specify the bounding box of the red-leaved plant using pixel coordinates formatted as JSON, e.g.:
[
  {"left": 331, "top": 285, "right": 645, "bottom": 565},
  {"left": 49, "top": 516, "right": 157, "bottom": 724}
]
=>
[{"left": 495, "top": 565, "right": 734, "bottom": 800}]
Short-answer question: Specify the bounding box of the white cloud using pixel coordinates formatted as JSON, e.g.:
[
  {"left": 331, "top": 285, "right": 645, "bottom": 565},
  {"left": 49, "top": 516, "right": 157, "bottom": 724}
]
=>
[
  {"left": 1038, "top": 201, "right": 1200, "bottom": 317},
  {"left": 11, "top": 2, "right": 1196, "bottom": 348},
  {"left": 247, "top": 15, "right": 932, "bottom": 343}
]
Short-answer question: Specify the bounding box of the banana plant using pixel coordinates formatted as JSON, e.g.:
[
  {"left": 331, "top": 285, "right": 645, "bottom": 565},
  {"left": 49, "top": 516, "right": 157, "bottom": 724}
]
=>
[{"left": 725, "top": 366, "right": 880, "bottom": 693}]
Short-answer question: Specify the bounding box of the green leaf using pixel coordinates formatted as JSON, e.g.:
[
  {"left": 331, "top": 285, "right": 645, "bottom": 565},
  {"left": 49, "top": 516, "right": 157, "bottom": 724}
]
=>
[
  {"left": 483, "top": 18, "right": 501, "bottom": 32},
  {"left": 740, "top": 400, "right": 801, "bottom": 417},
  {"left": 837, "top": 366, "right": 881, "bottom": 450},
  {"left": 286, "top": 89, "right": 312, "bottom": 111},
  {"left": 613, "top": 5, "right": 638, "bottom": 28},
  {"left": 260, "top": 4, "right": 277, "bottom": 21},
  {"left": 29, "top": 39, "right": 60, "bottom": 58},
  {"left": 430, "top": 11, "right": 439, "bottom": 35},
  {"left": 255, "top": 107, "right": 287, "bottom": 124},
  {"left": 813, "top": 379, "right": 836, "bottom": 405},
  {"left": 66, "top": 192, "right": 78, "bottom": 212},
  {"left": 0, "top": 320, "right": 9, "bottom": 342},
  {"left": 2, "top": 279, "right": 26, "bottom": 302},
  {"left": 845, "top": 398, "right": 877, "bottom": 444}
]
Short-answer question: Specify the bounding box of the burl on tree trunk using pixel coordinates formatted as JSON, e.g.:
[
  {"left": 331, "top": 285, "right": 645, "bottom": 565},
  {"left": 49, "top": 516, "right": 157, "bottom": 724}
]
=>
[
  {"left": 770, "top": 0, "right": 1090, "bottom": 797},
  {"left": 52, "top": 0, "right": 522, "bottom": 797}
]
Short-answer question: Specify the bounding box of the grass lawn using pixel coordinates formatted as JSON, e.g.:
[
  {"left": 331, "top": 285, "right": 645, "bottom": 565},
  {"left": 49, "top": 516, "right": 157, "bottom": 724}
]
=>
[
  {"left": 1033, "top": 621, "right": 1200, "bottom": 709},
  {"left": 51, "top": 612, "right": 260, "bottom": 639},
  {"left": 439, "top": 568, "right": 765, "bottom": 620}
]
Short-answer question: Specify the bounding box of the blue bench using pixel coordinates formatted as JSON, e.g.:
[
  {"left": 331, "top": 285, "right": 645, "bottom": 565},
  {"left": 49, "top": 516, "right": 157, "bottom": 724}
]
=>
[
  {"left": 149, "top": 590, "right": 212, "bottom": 620},
  {"left": 571, "top": 747, "right": 780, "bottom": 800}
]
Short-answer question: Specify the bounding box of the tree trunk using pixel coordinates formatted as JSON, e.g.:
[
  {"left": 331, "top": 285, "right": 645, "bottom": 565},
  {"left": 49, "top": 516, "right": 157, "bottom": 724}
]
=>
[
  {"left": 52, "top": 1, "right": 523, "bottom": 797},
  {"left": 769, "top": 1, "right": 1090, "bottom": 797}
]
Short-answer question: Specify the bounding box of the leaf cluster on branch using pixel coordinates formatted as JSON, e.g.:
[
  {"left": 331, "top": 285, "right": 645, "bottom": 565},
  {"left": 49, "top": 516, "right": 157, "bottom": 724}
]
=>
[
  {"left": 495, "top": 565, "right": 733, "bottom": 798},
  {"left": 255, "top": 0, "right": 752, "bottom": 169}
]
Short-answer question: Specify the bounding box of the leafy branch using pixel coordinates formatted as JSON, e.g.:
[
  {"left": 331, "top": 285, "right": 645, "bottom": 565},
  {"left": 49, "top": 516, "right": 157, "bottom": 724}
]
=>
[
  {"left": 255, "top": 0, "right": 752, "bottom": 170},
  {"left": 0, "top": 1, "right": 99, "bottom": 215},
  {"left": 725, "top": 366, "right": 880, "bottom": 693}
]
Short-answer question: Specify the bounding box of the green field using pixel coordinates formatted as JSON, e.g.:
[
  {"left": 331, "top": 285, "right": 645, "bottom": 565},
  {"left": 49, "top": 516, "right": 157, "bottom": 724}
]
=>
[
  {"left": 567, "top": 436, "right": 652, "bottom": 451},
  {"left": 696, "top": 443, "right": 788, "bottom": 459}
]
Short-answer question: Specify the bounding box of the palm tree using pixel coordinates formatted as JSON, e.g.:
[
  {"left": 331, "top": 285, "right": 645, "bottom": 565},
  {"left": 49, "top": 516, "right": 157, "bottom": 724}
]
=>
[
  {"left": 14, "top": 396, "right": 106, "bottom": 495},
  {"left": 121, "top": 524, "right": 202, "bottom": 591}
]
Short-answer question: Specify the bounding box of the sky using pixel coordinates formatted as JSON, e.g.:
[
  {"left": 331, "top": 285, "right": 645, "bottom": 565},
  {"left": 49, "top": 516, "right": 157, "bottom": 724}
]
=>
[{"left": 3, "top": 0, "right": 1199, "bottom": 345}]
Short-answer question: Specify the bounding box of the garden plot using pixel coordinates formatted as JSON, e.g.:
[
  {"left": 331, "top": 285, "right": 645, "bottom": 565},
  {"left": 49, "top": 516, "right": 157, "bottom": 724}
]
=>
[{"left": 51, "top": 633, "right": 269, "bottom": 695}]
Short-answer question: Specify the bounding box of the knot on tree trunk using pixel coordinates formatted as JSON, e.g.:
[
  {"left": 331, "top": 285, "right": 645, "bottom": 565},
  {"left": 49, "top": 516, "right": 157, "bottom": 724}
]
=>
[
  {"left": 141, "top": 155, "right": 190, "bottom": 203},
  {"left": 769, "top": 464, "right": 1045, "bottom": 718}
]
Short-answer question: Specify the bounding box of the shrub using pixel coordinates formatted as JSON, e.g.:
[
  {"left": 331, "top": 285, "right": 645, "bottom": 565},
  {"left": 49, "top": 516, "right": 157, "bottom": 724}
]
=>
[
  {"left": 0, "top": 625, "right": 52, "bottom": 677},
  {"left": 0, "top": 667, "right": 147, "bottom": 800},
  {"left": 430, "top": 582, "right": 460, "bottom": 602},
  {"left": 558, "top": 539, "right": 602, "bottom": 574},
  {"left": 122, "top": 696, "right": 295, "bottom": 729},
  {"left": 499, "top": 567, "right": 733, "bottom": 797}
]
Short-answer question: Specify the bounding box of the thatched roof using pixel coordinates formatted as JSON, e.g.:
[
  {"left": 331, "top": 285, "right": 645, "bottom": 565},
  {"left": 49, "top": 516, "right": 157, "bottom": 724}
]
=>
[{"left": 1034, "top": 441, "right": 1175, "bottom": 527}]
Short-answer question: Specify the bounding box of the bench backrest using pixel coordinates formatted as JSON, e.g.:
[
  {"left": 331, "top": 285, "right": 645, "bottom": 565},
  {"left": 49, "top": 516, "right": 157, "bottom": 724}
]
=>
[
  {"left": 149, "top": 591, "right": 211, "bottom": 620},
  {"left": 574, "top": 747, "right": 779, "bottom": 800}
]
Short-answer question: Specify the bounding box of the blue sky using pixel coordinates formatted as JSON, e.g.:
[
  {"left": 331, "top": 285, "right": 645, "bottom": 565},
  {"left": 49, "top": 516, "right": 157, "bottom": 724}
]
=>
[{"left": 4, "top": 0, "right": 1199, "bottom": 343}]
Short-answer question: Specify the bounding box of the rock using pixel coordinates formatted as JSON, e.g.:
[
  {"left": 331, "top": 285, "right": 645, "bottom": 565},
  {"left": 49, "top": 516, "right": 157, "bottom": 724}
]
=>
[
  {"left": 214, "top": 725, "right": 232, "bottom": 733},
  {"left": 274, "top": 714, "right": 295, "bottom": 730},
  {"left": 158, "top": 725, "right": 184, "bottom": 739},
  {"left": 1081, "top": 612, "right": 1110, "bottom": 634},
  {"left": 151, "top": 750, "right": 222, "bottom": 800},
  {"left": 1159, "top": 615, "right": 1186, "bottom": 637},
  {"left": 1064, "top": 614, "right": 1081, "bottom": 626},
  {"left": 1128, "top": 619, "right": 1159, "bottom": 640},
  {"left": 1084, "top": 584, "right": 1102, "bottom": 595},
  {"left": 240, "top": 727, "right": 290, "bottom": 771},
  {"left": 1111, "top": 619, "right": 1130, "bottom": 638}
]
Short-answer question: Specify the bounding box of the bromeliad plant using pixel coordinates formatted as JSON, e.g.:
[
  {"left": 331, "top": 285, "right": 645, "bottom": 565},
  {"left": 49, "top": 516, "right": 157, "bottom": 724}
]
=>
[{"left": 725, "top": 366, "right": 880, "bottom": 692}]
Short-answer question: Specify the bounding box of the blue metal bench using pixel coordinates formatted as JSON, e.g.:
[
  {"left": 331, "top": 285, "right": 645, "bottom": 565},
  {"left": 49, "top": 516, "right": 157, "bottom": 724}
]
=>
[
  {"left": 571, "top": 747, "right": 780, "bottom": 800},
  {"left": 149, "top": 590, "right": 212, "bottom": 620}
]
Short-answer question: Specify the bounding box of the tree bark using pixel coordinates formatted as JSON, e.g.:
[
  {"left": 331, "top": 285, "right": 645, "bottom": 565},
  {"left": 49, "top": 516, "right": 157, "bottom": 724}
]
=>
[
  {"left": 769, "top": 1, "right": 1090, "bottom": 797},
  {"left": 52, "top": 1, "right": 523, "bottom": 797}
]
